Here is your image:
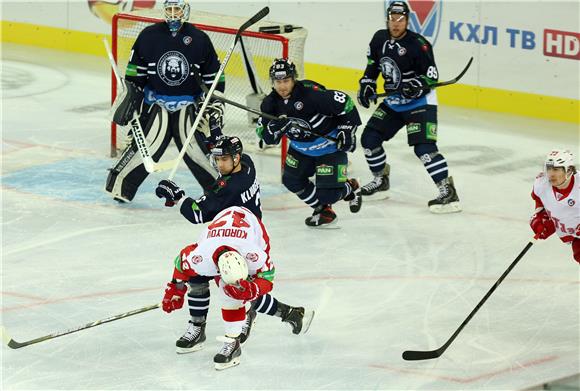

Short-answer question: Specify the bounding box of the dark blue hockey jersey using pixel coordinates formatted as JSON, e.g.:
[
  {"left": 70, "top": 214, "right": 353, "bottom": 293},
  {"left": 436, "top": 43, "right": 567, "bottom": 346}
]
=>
[
  {"left": 179, "top": 154, "right": 262, "bottom": 223},
  {"left": 258, "top": 80, "right": 361, "bottom": 156},
  {"left": 125, "top": 22, "right": 225, "bottom": 112},
  {"left": 363, "top": 29, "right": 438, "bottom": 112}
]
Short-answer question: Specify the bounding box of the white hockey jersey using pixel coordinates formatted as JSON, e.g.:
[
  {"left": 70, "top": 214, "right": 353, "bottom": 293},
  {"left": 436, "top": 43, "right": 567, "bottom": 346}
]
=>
[
  {"left": 177, "top": 206, "right": 274, "bottom": 279},
  {"left": 533, "top": 173, "right": 580, "bottom": 243}
]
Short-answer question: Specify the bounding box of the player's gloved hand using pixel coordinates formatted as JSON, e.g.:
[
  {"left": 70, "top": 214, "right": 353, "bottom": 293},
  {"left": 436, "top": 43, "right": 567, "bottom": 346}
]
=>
[
  {"left": 335, "top": 124, "right": 357, "bottom": 152},
  {"left": 197, "top": 100, "right": 224, "bottom": 136},
  {"left": 357, "top": 77, "right": 377, "bottom": 108},
  {"left": 401, "top": 78, "right": 427, "bottom": 99},
  {"left": 224, "top": 279, "right": 260, "bottom": 302},
  {"left": 162, "top": 282, "right": 187, "bottom": 313},
  {"left": 266, "top": 117, "right": 291, "bottom": 134},
  {"left": 156, "top": 180, "right": 185, "bottom": 207},
  {"left": 530, "top": 210, "right": 556, "bottom": 239}
]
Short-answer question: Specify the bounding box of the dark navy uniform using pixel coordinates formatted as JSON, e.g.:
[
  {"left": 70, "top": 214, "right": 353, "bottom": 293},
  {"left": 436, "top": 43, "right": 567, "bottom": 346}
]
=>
[
  {"left": 259, "top": 80, "right": 361, "bottom": 207},
  {"left": 105, "top": 21, "right": 225, "bottom": 203},
  {"left": 179, "top": 154, "right": 262, "bottom": 224}
]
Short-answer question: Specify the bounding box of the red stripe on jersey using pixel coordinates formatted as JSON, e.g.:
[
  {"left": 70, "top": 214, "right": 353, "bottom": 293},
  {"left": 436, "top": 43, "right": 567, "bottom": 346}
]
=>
[
  {"left": 553, "top": 175, "right": 575, "bottom": 200},
  {"left": 531, "top": 189, "right": 544, "bottom": 210},
  {"left": 222, "top": 307, "right": 246, "bottom": 322}
]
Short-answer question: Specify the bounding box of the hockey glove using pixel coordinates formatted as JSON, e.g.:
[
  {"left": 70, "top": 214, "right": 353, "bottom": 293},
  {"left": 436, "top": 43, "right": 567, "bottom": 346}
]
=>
[
  {"left": 162, "top": 282, "right": 187, "bottom": 313},
  {"left": 156, "top": 179, "right": 185, "bottom": 207},
  {"left": 530, "top": 210, "right": 556, "bottom": 239},
  {"left": 197, "top": 101, "right": 224, "bottom": 137},
  {"left": 336, "top": 124, "right": 357, "bottom": 152},
  {"left": 112, "top": 80, "right": 144, "bottom": 126},
  {"left": 357, "top": 77, "right": 377, "bottom": 108},
  {"left": 401, "top": 77, "right": 428, "bottom": 100},
  {"left": 224, "top": 279, "right": 260, "bottom": 302}
]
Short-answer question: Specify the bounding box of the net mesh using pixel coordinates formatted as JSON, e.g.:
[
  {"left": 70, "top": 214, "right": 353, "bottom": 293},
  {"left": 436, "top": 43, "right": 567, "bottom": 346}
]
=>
[{"left": 112, "top": 9, "right": 307, "bottom": 155}]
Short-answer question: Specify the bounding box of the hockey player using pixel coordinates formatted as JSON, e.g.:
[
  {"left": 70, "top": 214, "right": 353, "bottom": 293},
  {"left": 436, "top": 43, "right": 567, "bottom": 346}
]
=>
[
  {"left": 155, "top": 135, "right": 262, "bottom": 222},
  {"left": 258, "top": 58, "right": 363, "bottom": 227},
  {"left": 357, "top": 1, "right": 461, "bottom": 214},
  {"left": 530, "top": 149, "right": 579, "bottom": 264},
  {"left": 106, "top": 0, "right": 225, "bottom": 202},
  {"left": 161, "top": 206, "right": 314, "bottom": 370}
]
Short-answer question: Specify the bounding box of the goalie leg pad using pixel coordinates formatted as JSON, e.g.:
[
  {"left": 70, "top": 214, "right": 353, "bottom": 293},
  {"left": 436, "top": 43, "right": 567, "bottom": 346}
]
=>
[
  {"left": 173, "top": 105, "right": 219, "bottom": 189},
  {"left": 105, "top": 105, "right": 171, "bottom": 201}
]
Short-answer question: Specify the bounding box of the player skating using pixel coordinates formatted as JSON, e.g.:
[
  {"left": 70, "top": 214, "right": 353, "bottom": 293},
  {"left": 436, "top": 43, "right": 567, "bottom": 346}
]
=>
[
  {"left": 106, "top": 0, "right": 224, "bottom": 202},
  {"left": 258, "top": 58, "right": 363, "bottom": 227},
  {"left": 530, "top": 149, "right": 579, "bottom": 264},
  {"left": 357, "top": 1, "right": 461, "bottom": 213}
]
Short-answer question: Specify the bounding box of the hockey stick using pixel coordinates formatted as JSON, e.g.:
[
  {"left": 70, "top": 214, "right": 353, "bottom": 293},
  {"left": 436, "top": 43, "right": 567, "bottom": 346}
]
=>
[
  {"left": 104, "top": 38, "right": 157, "bottom": 173},
  {"left": 375, "top": 57, "right": 473, "bottom": 99},
  {"left": 402, "top": 236, "right": 537, "bottom": 361},
  {"left": 190, "top": 70, "right": 339, "bottom": 143},
  {"left": 2, "top": 303, "right": 160, "bottom": 349},
  {"left": 160, "top": 7, "right": 270, "bottom": 179},
  {"left": 239, "top": 36, "right": 264, "bottom": 95}
]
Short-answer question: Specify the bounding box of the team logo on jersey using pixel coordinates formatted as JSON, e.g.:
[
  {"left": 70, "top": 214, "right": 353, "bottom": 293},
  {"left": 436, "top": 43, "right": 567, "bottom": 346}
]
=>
[
  {"left": 245, "top": 253, "right": 259, "bottom": 262},
  {"left": 157, "top": 51, "right": 189, "bottom": 86},
  {"left": 191, "top": 255, "right": 203, "bottom": 264},
  {"left": 384, "top": 0, "right": 443, "bottom": 45},
  {"left": 183, "top": 36, "right": 192, "bottom": 45},
  {"left": 398, "top": 47, "right": 407, "bottom": 56},
  {"left": 294, "top": 101, "right": 304, "bottom": 110},
  {"left": 379, "top": 57, "right": 401, "bottom": 89},
  {"left": 569, "top": 199, "right": 575, "bottom": 206}
]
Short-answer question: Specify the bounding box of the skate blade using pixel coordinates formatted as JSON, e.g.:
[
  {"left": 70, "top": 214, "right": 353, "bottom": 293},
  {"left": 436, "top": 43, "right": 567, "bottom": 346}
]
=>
[
  {"left": 214, "top": 357, "right": 241, "bottom": 371},
  {"left": 300, "top": 310, "right": 315, "bottom": 334},
  {"left": 308, "top": 221, "right": 340, "bottom": 230},
  {"left": 429, "top": 202, "right": 462, "bottom": 214},
  {"left": 362, "top": 191, "right": 390, "bottom": 201},
  {"left": 176, "top": 343, "right": 205, "bottom": 354}
]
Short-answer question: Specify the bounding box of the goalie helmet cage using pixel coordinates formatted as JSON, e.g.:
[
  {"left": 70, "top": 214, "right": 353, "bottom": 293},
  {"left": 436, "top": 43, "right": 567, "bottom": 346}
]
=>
[{"left": 111, "top": 10, "right": 310, "bottom": 173}]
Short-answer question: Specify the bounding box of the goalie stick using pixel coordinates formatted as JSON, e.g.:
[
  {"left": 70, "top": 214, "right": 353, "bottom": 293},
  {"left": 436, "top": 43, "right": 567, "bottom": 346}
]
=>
[
  {"left": 164, "top": 6, "right": 271, "bottom": 180},
  {"left": 402, "top": 237, "right": 537, "bottom": 361},
  {"left": 375, "top": 57, "right": 473, "bottom": 99},
  {"left": 2, "top": 303, "right": 160, "bottom": 349}
]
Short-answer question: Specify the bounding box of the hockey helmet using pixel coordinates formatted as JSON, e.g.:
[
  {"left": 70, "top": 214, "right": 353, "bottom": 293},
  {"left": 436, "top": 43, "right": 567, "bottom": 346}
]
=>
[
  {"left": 211, "top": 136, "right": 243, "bottom": 158},
  {"left": 387, "top": 1, "right": 410, "bottom": 17},
  {"left": 545, "top": 149, "right": 575, "bottom": 173},
  {"left": 217, "top": 251, "right": 249, "bottom": 285},
  {"left": 163, "top": 0, "right": 190, "bottom": 33},
  {"left": 269, "top": 58, "right": 297, "bottom": 81}
]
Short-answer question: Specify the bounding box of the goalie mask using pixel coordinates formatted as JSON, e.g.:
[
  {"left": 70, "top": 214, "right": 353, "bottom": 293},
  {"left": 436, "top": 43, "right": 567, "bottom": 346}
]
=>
[
  {"left": 217, "top": 251, "right": 248, "bottom": 285},
  {"left": 164, "top": 0, "right": 190, "bottom": 33},
  {"left": 269, "top": 58, "right": 297, "bottom": 81}
]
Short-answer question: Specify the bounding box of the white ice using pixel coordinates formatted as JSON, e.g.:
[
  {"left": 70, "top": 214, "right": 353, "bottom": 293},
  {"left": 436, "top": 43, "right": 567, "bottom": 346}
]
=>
[{"left": 1, "top": 44, "right": 579, "bottom": 390}]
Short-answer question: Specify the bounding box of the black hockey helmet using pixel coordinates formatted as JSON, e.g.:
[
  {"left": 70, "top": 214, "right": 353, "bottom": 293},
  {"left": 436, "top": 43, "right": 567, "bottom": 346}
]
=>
[
  {"left": 387, "top": 1, "right": 410, "bottom": 17},
  {"left": 269, "top": 58, "right": 297, "bottom": 81},
  {"left": 211, "top": 136, "right": 243, "bottom": 158}
]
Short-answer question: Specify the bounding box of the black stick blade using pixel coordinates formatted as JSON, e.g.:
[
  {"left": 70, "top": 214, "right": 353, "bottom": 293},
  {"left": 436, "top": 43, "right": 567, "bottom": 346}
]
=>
[
  {"left": 238, "top": 7, "right": 269, "bottom": 34},
  {"left": 402, "top": 349, "right": 442, "bottom": 361}
]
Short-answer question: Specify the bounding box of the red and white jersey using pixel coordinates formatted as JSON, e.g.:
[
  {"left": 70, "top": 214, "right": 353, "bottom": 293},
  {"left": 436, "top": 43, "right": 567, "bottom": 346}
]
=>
[
  {"left": 178, "top": 206, "right": 273, "bottom": 278},
  {"left": 532, "top": 172, "right": 580, "bottom": 243}
]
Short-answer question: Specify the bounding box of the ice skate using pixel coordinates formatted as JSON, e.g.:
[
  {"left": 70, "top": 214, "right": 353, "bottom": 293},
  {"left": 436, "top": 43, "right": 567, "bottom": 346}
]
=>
[
  {"left": 239, "top": 309, "right": 257, "bottom": 344},
  {"left": 175, "top": 321, "right": 206, "bottom": 354},
  {"left": 361, "top": 164, "right": 390, "bottom": 200},
  {"left": 428, "top": 176, "right": 462, "bottom": 214},
  {"left": 344, "top": 178, "right": 362, "bottom": 213},
  {"left": 281, "top": 306, "right": 315, "bottom": 335},
  {"left": 213, "top": 335, "right": 242, "bottom": 370},
  {"left": 305, "top": 205, "right": 338, "bottom": 228}
]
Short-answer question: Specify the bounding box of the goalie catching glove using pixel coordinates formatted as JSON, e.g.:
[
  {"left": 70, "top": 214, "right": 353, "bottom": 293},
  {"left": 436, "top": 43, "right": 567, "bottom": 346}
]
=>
[
  {"left": 196, "top": 100, "right": 224, "bottom": 137},
  {"left": 112, "top": 80, "right": 144, "bottom": 126}
]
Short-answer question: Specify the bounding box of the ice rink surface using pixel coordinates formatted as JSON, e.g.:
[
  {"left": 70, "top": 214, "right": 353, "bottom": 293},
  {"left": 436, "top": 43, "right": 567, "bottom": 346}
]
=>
[{"left": 1, "top": 44, "right": 579, "bottom": 390}]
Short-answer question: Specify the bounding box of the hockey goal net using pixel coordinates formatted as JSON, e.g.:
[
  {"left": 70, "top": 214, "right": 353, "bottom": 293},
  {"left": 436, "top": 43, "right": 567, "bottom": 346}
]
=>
[{"left": 110, "top": 9, "right": 308, "bottom": 168}]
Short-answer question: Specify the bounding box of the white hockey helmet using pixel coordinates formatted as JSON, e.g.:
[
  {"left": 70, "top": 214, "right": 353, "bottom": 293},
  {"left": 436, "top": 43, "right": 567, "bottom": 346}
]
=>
[
  {"left": 163, "top": 0, "right": 190, "bottom": 33},
  {"left": 545, "top": 149, "right": 575, "bottom": 174},
  {"left": 217, "top": 251, "right": 248, "bottom": 285}
]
